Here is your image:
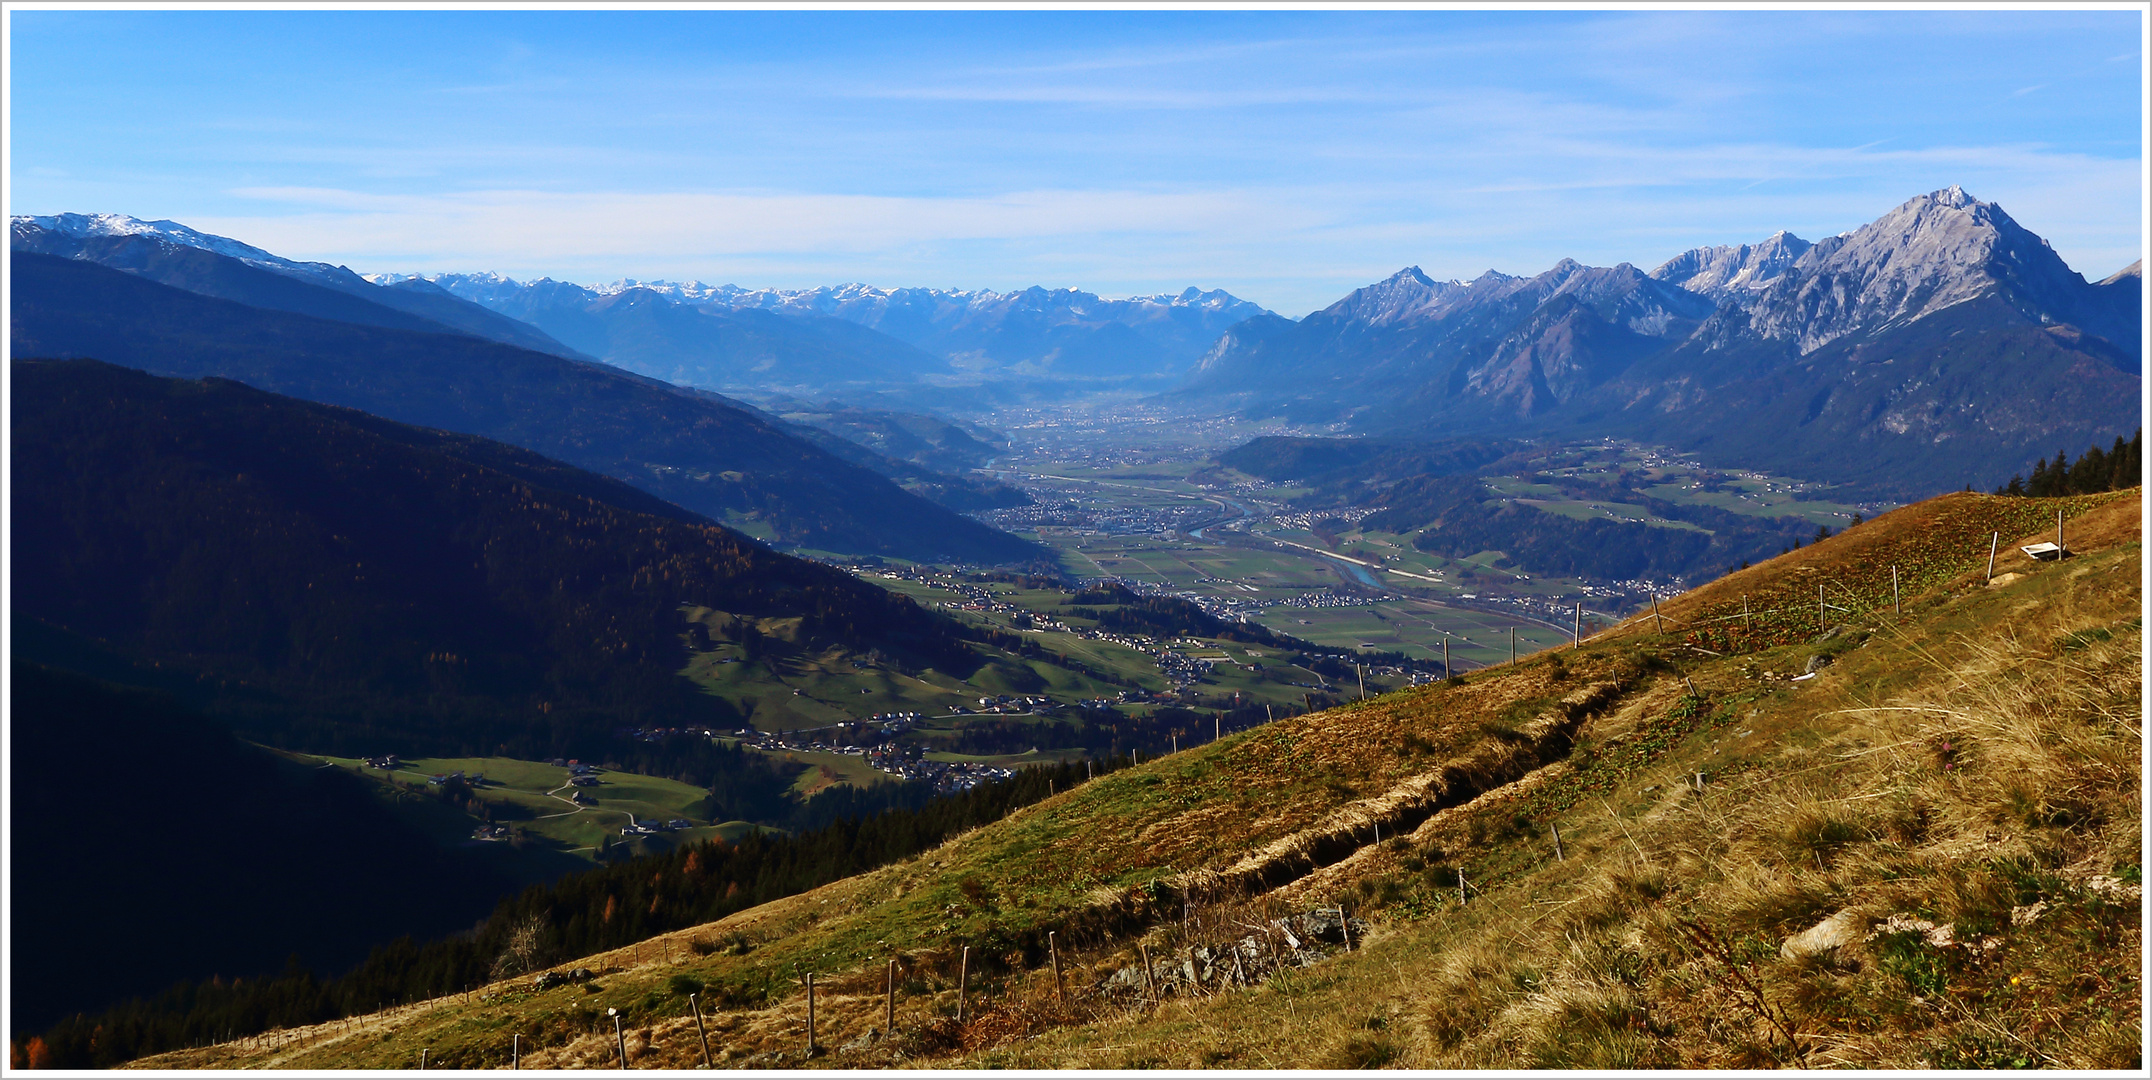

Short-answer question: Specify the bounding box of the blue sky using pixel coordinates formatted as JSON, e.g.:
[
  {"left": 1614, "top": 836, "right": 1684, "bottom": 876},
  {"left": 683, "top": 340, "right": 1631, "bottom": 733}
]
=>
[{"left": 8, "top": 8, "right": 2144, "bottom": 315}]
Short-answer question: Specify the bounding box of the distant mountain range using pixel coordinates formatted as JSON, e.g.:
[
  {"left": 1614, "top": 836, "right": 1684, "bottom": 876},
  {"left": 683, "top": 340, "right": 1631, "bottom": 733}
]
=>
[
  {"left": 1180, "top": 187, "right": 2142, "bottom": 496},
  {"left": 15, "top": 189, "right": 2135, "bottom": 501},
  {"left": 392, "top": 273, "right": 1274, "bottom": 394},
  {"left": 9, "top": 229, "right": 1044, "bottom": 564}
]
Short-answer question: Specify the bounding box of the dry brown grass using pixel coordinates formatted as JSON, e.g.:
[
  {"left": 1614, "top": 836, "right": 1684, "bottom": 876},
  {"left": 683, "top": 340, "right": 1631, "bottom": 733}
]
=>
[
  {"left": 124, "top": 494, "right": 2138, "bottom": 1071},
  {"left": 1397, "top": 541, "right": 2141, "bottom": 1069}
]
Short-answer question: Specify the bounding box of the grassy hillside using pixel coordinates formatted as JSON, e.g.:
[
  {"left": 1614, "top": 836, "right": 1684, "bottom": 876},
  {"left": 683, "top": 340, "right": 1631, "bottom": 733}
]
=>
[{"left": 115, "top": 491, "right": 2139, "bottom": 1070}]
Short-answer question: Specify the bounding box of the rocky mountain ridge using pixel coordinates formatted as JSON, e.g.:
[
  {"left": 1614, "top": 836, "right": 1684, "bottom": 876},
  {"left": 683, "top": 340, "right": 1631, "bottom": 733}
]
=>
[
  {"left": 1650, "top": 229, "right": 1812, "bottom": 298},
  {"left": 1181, "top": 187, "right": 2141, "bottom": 495}
]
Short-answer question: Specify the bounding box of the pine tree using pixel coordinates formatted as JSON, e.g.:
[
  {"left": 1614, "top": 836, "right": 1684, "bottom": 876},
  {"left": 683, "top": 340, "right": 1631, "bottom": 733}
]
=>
[{"left": 2072, "top": 444, "right": 2108, "bottom": 494}]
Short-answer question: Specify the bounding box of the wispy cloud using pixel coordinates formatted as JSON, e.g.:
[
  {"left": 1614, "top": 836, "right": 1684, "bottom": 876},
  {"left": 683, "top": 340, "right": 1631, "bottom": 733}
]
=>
[
  {"left": 11, "top": 8, "right": 2139, "bottom": 312},
  {"left": 203, "top": 185, "right": 1327, "bottom": 265},
  {"left": 198, "top": 130, "right": 2140, "bottom": 312}
]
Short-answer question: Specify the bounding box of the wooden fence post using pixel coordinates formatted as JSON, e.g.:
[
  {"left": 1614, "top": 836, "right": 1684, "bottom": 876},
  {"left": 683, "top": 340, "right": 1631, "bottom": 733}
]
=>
[
  {"left": 886, "top": 959, "right": 898, "bottom": 1036},
  {"left": 1651, "top": 593, "right": 1664, "bottom": 634},
  {"left": 1742, "top": 594, "right": 1750, "bottom": 632},
  {"left": 806, "top": 972, "right": 817, "bottom": 1055},
  {"left": 512, "top": 1033, "right": 520, "bottom": 1070},
  {"left": 689, "top": 994, "right": 712, "bottom": 1067},
  {"left": 1442, "top": 638, "right": 1450, "bottom": 678},
  {"left": 1510, "top": 628, "right": 1517, "bottom": 667},
  {"left": 611, "top": 1010, "right": 627, "bottom": 1068},
  {"left": 1892, "top": 565, "right": 1900, "bottom": 614},
  {"left": 958, "top": 947, "right": 971, "bottom": 1024},
  {"left": 1574, "top": 599, "right": 1582, "bottom": 642},
  {"left": 1050, "top": 931, "right": 1066, "bottom": 1008},
  {"left": 1987, "top": 532, "right": 1999, "bottom": 582},
  {"left": 1551, "top": 823, "right": 1564, "bottom": 861}
]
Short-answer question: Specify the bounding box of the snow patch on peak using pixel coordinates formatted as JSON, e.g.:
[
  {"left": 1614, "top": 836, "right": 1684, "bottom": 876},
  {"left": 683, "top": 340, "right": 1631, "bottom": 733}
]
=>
[
  {"left": 13, "top": 212, "right": 281, "bottom": 266},
  {"left": 1651, "top": 231, "right": 1812, "bottom": 299},
  {"left": 13, "top": 211, "right": 366, "bottom": 287},
  {"left": 371, "top": 269, "right": 522, "bottom": 290}
]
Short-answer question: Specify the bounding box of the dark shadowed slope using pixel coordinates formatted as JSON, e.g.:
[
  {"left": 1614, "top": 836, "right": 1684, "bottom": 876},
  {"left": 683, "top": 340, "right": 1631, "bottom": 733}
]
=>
[
  {"left": 8, "top": 664, "right": 519, "bottom": 1035},
  {"left": 11, "top": 359, "right": 984, "bottom": 755},
  {"left": 10, "top": 252, "right": 1042, "bottom": 564}
]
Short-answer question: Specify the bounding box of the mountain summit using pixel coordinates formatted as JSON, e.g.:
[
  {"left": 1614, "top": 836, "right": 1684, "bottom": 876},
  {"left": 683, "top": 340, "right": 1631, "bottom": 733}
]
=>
[{"left": 1729, "top": 185, "right": 2103, "bottom": 354}]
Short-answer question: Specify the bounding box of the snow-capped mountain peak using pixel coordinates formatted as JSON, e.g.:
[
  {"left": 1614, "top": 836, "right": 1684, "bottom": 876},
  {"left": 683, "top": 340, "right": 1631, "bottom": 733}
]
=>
[
  {"left": 15, "top": 212, "right": 279, "bottom": 263},
  {"left": 14, "top": 211, "right": 369, "bottom": 291}
]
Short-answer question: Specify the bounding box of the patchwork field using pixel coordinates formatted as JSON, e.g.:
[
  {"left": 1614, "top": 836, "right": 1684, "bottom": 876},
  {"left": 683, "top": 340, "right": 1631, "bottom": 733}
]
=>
[{"left": 300, "top": 754, "right": 751, "bottom": 869}]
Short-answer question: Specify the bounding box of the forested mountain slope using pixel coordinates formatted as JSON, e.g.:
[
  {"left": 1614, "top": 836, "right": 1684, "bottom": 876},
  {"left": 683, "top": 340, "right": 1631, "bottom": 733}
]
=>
[{"left": 11, "top": 359, "right": 981, "bottom": 756}]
